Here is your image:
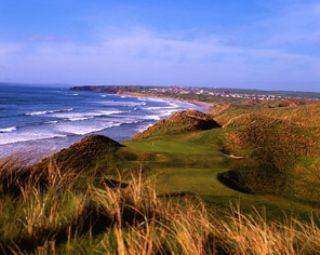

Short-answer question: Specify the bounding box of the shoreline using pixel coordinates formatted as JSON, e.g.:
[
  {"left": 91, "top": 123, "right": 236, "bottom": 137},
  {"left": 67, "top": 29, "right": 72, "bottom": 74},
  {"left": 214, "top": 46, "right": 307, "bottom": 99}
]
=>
[
  {"left": 117, "top": 91, "right": 213, "bottom": 112},
  {"left": 0, "top": 91, "right": 204, "bottom": 159}
]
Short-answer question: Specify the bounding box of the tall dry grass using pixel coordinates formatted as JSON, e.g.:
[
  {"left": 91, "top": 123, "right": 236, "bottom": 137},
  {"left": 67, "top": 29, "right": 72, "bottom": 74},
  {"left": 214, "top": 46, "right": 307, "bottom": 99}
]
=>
[{"left": 0, "top": 157, "right": 319, "bottom": 255}]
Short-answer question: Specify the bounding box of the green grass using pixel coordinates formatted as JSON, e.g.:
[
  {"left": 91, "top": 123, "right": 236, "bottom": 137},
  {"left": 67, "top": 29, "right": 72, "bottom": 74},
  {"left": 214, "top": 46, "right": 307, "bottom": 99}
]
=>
[{"left": 124, "top": 128, "right": 320, "bottom": 220}]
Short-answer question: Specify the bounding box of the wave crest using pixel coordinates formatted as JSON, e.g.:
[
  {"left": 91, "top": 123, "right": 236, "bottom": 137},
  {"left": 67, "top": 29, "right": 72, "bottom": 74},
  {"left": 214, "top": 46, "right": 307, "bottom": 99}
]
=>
[
  {"left": 0, "top": 126, "right": 16, "bottom": 133},
  {"left": 25, "top": 108, "right": 73, "bottom": 116}
]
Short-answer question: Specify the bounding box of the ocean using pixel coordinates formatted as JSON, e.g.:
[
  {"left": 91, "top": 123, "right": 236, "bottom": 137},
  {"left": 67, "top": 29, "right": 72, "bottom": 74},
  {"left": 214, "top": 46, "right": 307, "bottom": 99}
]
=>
[{"left": 0, "top": 85, "right": 200, "bottom": 159}]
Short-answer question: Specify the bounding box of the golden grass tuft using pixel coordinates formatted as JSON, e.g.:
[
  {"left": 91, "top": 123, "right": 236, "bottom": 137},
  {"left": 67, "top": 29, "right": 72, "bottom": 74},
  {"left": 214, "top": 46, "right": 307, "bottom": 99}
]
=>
[{"left": 0, "top": 158, "right": 319, "bottom": 255}]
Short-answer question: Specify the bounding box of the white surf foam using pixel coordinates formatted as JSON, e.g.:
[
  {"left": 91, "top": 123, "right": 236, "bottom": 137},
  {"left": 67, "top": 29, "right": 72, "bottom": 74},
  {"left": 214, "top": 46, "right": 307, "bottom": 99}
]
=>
[
  {"left": 52, "top": 110, "right": 123, "bottom": 121},
  {"left": 138, "top": 97, "right": 166, "bottom": 103},
  {"left": 67, "top": 117, "right": 94, "bottom": 121},
  {"left": 44, "top": 120, "right": 59, "bottom": 124},
  {"left": 159, "top": 109, "right": 179, "bottom": 117},
  {"left": 100, "top": 101, "right": 146, "bottom": 107},
  {"left": 25, "top": 108, "right": 73, "bottom": 116},
  {"left": 0, "top": 132, "right": 66, "bottom": 145},
  {"left": 55, "top": 121, "right": 122, "bottom": 135},
  {"left": 139, "top": 115, "right": 161, "bottom": 121},
  {"left": 0, "top": 126, "right": 16, "bottom": 133},
  {"left": 145, "top": 106, "right": 177, "bottom": 110}
]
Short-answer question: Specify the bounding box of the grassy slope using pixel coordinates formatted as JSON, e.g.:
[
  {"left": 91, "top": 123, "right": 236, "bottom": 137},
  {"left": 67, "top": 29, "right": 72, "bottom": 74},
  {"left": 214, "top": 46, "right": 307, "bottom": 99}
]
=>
[
  {"left": 213, "top": 103, "right": 320, "bottom": 127},
  {"left": 124, "top": 128, "right": 320, "bottom": 220},
  {"left": 212, "top": 103, "right": 320, "bottom": 203}
]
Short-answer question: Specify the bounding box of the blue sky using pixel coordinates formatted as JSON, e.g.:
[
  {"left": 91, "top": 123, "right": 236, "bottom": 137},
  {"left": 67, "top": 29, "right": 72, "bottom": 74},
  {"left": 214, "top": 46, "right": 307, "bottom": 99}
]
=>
[{"left": 0, "top": 0, "right": 319, "bottom": 91}]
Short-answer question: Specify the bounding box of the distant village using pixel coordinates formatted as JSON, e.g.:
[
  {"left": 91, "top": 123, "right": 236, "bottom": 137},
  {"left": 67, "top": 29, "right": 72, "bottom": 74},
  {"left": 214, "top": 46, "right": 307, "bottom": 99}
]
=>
[
  {"left": 72, "top": 85, "right": 320, "bottom": 102},
  {"left": 132, "top": 86, "right": 320, "bottom": 101}
]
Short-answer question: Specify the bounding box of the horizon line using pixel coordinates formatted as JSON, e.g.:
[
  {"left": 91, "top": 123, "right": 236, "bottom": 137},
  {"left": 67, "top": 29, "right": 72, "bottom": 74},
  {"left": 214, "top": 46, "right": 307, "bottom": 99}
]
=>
[{"left": 1, "top": 81, "right": 320, "bottom": 94}]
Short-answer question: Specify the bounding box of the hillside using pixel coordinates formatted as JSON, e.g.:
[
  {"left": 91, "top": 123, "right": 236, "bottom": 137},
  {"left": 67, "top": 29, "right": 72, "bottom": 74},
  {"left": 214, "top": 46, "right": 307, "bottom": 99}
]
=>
[
  {"left": 213, "top": 102, "right": 320, "bottom": 204},
  {"left": 134, "top": 109, "right": 221, "bottom": 139},
  {"left": 33, "top": 135, "right": 124, "bottom": 174},
  {"left": 212, "top": 102, "right": 320, "bottom": 127}
]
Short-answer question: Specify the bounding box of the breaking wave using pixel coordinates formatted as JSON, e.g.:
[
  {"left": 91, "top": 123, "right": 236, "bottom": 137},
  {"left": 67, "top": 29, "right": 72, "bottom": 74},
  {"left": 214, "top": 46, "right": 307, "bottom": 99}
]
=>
[
  {"left": 25, "top": 108, "right": 73, "bottom": 116},
  {"left": 0, "top": 126, "right": 16, "bottom": 133}
]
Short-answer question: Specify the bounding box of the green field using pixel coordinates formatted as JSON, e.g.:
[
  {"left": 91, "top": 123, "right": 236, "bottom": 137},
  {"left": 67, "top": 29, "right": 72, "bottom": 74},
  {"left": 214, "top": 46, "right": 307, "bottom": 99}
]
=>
[{"left": 124, "top": 128, "right": 320, "bottom": 219}]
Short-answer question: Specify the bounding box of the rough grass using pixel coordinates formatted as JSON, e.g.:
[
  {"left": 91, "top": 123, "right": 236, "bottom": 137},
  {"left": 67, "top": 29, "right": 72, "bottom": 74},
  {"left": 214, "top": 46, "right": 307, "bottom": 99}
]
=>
[
  {"left": 214, "top": 103, "right": 320, "bottom": 204},
  {"left": 33, "top": 134, "right": 124, "bottom": 174},
  {"left": 125, "top": 128, "right": 320, "bottom": 219},
  {"left": 0, "top": 158, "right": 319, "bottom": 255},
  {"left": 224, "top": 106, "right": 320, "bottom": 208},
  {"left": 212, "top": 102, "right": 320, "bottom": 128}
]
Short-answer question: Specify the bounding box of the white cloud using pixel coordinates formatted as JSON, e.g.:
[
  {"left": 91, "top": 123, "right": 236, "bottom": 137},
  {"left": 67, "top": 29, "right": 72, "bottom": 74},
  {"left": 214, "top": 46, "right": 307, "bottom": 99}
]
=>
[
  {"left": 0, "top": 43, "right": 21, "bottom": 58},
  {"left": 0, "top": 1, "right": 320, "bottom": 91}
]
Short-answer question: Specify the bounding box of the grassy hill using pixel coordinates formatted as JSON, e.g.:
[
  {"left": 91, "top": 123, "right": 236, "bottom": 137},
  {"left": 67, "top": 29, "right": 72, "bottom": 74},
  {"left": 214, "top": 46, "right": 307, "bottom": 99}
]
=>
[
  {"left": 212, "top": 102, "right": 320, "bottom": 205},
  {"left": 134, "top": 109, "right": 220, "bottom": 139},
  {"left": 212, "top": 102, "right": 320, "bottom": 127},
  {"left": 34, "top": 135, "right": 124, "bottom": 174}
]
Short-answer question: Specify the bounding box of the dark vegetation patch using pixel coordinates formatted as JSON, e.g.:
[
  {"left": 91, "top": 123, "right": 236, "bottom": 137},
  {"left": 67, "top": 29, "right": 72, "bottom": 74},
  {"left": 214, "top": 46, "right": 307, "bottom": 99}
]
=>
[
  {"left": 217, "top": 171, "right": 252, "bottom": 194},
  {"left": 159, "top": 191, "right": 195, "bottom": 198}
]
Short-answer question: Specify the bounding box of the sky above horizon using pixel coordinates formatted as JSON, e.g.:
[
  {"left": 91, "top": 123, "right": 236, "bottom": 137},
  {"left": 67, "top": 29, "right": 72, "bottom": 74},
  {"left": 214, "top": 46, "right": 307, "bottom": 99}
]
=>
[{"left": 0, "top": 0, "right": 320, "bottom": 91}]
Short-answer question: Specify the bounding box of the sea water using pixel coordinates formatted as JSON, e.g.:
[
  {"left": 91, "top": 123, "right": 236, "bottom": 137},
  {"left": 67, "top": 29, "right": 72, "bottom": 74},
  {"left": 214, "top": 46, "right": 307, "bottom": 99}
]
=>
[{"left": 0, "top": 84, "right": 200, "bottom": 158}]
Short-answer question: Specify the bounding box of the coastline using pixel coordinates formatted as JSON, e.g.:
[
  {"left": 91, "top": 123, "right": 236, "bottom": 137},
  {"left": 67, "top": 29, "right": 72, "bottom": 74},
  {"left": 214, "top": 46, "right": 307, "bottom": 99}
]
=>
[
  {"left": 0, "top": 89, "right": 204, "bottom": 159},
  {"left": 117, "top": 91, "right": 213, "bottom": 112}
]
